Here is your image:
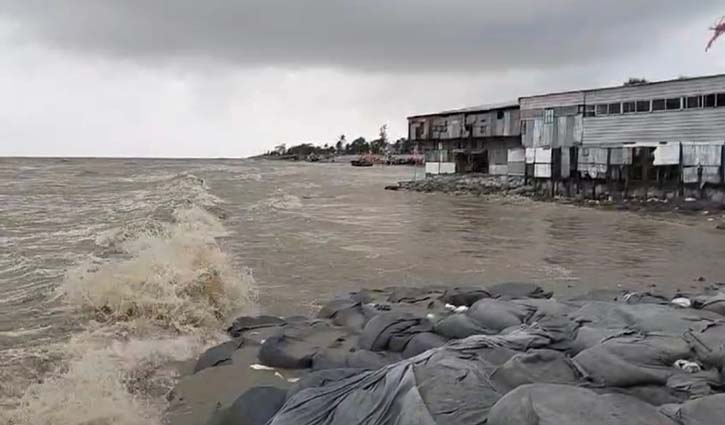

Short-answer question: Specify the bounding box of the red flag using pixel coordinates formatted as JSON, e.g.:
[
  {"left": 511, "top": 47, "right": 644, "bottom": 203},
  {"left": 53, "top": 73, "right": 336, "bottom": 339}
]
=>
[{"left": 706, "top": 16, "right": 725, "bottom": 51}]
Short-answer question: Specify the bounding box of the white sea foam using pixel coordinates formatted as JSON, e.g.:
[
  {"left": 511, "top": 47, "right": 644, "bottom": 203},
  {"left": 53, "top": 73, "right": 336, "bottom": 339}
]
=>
[{"left": 3, "top": 173, "right": 256, "bottom": 425}]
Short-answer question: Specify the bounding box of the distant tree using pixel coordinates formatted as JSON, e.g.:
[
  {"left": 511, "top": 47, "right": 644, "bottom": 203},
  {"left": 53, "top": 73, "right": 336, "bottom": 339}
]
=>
[
  {"left": 349, "top": 137, "right": 369, "bottom": 154},
  {"left": 623, "top": 77, "right": 648, "bottom": 86},
  {"left": 335, "top": 135, "right": 346, "bottom": 153}
]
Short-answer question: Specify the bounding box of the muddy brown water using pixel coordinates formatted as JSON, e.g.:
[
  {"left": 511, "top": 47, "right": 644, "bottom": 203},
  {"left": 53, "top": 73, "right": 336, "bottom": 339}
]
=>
[{"left": 1, "top": 157, "right": 723, "bottom": 424}]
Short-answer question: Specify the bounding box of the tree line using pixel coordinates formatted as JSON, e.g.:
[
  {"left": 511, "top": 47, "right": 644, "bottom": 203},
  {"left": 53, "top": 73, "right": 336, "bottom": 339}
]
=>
[{"left": 268, "top": 135, "right": 416, "bottom": 157}]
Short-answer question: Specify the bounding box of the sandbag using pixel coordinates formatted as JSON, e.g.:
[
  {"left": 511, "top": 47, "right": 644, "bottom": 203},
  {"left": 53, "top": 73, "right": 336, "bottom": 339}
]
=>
[
  {"left": 467, "top": 298, "right": 534, "bottom": 332},
  {"left": 666, "top": 369, "right": 722, "bottom": 399},
  {"left": 488, "top": 384, "right": 678, "bottom": 425},
  {"left": 439, "top": 287, "right": 491, "bottom": 306},
  {"left": 227, "top": 315, "right": 285, "bottom": 338},
  {"left": 258, "top": 320, "right": 354, "bottom": 369},
  {"left": 433, "top": 313, "right": 496, "bottom": 339},
  {"left": 207, "top": 386, "right": 287, "bottom": 425},
  {"left": 685, "top": 323, "right": 725, "bottom": 369},
  {"left": 386, "top": 286, "right": 444, "bottom": 304},
  {"left": 286, "top": 368, "right": 365, "bottom": 398},
  {"left": 194, "top": 338, "right": 245, "bottom": 373},
  {"left": 573, "top": 333, "right": 692, "bottom": 387},
  {"left": 311, "top": 349, "right": 403, "bottom": 370},
  {"left": 402, "top": 332, "right": 449, "bottom": 358},
  {"left": 316, "top": 298, "right": 377, "bottom": 331},
  {"left": 695, "top": 293, "right": 725, "bottom": 316},
  {"left": 269, "top": 335, "right": 540, "bottom": 425},
  {"left": 660, "top": 394, "right": 725, "bottom": 425},
  {"left": 358, "top": 312, "right": 432, "bottom": 352},
  {"left": 569, "top": 302, "right": 720, "bottom": 334},
  {"left": 490, "top": 349, "right": 583, "bottom": 393},
  {"left": 488, "top": 282, "right": 552, "bottom": 299}
]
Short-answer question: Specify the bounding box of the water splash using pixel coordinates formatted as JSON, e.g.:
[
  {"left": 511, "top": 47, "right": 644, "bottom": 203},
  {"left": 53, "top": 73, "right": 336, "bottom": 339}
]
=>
[{"left": 3, "top": 173, "right": 256, "bottom": 425}]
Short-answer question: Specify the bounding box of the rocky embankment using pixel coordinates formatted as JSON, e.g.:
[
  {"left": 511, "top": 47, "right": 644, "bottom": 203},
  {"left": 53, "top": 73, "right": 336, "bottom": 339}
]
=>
[
  {"left": 168, "top": 282, "right": 725, "bottom": 425},
  {"left": 385, "top": 174, "right": 533, "bottom": 196},
  {"left": 385, "top": 175, "right": 725, "bottom": 229}
]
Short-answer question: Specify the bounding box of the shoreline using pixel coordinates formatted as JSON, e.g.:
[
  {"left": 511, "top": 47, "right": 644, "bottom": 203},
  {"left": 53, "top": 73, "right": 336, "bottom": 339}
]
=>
[
  {"left": 167, "top": 282, "right": 725, "bottom": 425},
  {"left": 385, "top": 174, "right": 725, "bottom": 230}
]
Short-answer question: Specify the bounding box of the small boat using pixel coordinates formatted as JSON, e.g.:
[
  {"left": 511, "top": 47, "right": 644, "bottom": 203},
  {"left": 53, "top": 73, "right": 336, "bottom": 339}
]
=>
[{"left": 350, "top": 159, "right": 374, "bottom": 167}]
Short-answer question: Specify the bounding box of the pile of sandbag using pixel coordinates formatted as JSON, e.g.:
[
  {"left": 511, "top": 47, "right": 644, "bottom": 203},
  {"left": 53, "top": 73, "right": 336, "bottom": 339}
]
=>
[{"left": 167, "top": 283, "right": 725, "bottom": 425}]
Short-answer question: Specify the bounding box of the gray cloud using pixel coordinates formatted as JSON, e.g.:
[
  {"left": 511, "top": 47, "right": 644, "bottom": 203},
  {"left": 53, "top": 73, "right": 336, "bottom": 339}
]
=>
[{"left": 1, "top": 0, "right": 721, "bottom": 72}]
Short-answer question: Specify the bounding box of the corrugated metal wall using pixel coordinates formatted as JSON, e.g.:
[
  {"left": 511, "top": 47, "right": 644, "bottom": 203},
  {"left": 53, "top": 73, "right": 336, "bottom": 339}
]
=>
[
  {"left": 520, "top": 91, "right": 584, "bottom": 109},
  {"left": 583, "top": 109, "right": 725, "bottom": 145},
  {"left": 409, "top": 108, "right": 520, "bottom": 141},
  {"left": 585, "top": 75, "right": 725, "bottom": 103}
]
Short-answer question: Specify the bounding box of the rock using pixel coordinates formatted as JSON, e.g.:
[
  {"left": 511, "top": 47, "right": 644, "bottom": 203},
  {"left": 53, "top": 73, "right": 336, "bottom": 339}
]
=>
[{"left": 207, "top": 386, "right": 287, "bottom": 425}]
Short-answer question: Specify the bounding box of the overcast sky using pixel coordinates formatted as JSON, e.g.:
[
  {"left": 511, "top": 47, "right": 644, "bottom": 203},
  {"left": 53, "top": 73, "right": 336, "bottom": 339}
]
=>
[{"left": 1, "top": 1, "right": 725, "bottom": 157}]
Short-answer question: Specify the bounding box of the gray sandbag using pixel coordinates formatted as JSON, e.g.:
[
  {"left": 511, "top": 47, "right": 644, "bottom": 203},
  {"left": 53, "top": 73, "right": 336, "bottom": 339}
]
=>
[
  {"left": 386, "top": 286, "right": 444, "bottom": 303},
  {"left": 488, "top": 282, "right": 552, "bottom": 299},
  {"left": 660, "top": 394, "right": 725, "bottom": 425},
  {"left": 207, "top": 386, "right": 287, "bottom": 425},
  {"left": 695, "top": 293, "right": 725, "bottom": 316},
  {"left": 227, "top": 315, "right": 285, "bottom": 338},
  {"left": 666, "top": 369, "right": 722, "bottom": 399},
  {"left": 569, "top": 302, "right": 720, "bottom": 334},
  {"left": 194, "top": 338, "right": 245, "bottom": 373},
  {"left": 619, "top": 291, "right": 670, "bottom": 305},
  {"left": 684, "top": 323, "right": 725, "bottom": 369},
  {"left": 258, "top": 320, "right": 354, "bottom": 369},
  {"left": 316, "top": 298, "right": 377, "bottom": 331},
  {"left": 402, "top": 332, "right": 448, "bottom": 358},
  {"left": 286, "top": 368, "right": 365, "bottom": 398},
  {"left": 569, "top": 326, "right": 631, "bottom": 355},
  {"left": 311, "top": 349, "right": 403, "bottom": 371},
  {"left": 358, "top": 312, "right": 432, "bottom": 352},
  {"left": 610, "top": 385, "right": 688, "bottom": 406},
  {"left": 488, "top": 384, "right": 678, "bottom": 425},
  {"left": 439, "top": 287, "right": 491, "bottom": 306},
  {"left": 433, "top": 313, "right": 496, "bottom": 339},
  {"left": 269, "top": 334, "right": 543, "bottom": 425},
  {"left": 467, "top": 298, "right": 535, "bottom": 332},
  {"left": 490, "top": 349, "right": 583, "bottom": 393},
  {"left": 568, "top": 289, "right": 629, "bottom": 303},
  {"left": 573, "top": 333, "right": 692, "bottom": 387}
]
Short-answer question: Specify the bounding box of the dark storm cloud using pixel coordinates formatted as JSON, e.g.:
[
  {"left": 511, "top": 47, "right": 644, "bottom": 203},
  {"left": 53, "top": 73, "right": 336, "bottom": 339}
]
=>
[{"left": 0, "top": 0, "right": 721, "bottom": 71}]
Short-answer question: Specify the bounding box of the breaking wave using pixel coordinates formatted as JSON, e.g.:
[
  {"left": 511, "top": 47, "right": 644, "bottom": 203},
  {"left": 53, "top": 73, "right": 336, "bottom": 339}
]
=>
[{"left": 3, "top": 173, "right": 256, "bottom": 425}]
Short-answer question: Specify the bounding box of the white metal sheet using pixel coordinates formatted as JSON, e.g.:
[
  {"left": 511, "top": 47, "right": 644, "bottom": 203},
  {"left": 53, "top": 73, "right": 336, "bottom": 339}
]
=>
[
  {"left": 534, "top": 164, "right": 551, "bottom": 178},
  {"left": 653, "top": 142, "right": 680, "bottom": 166},
  {"left": 534, "top": 147, "right": 552, "bottom": 163},
  {"left": 682, "top": 166, "right": 721, "bottom": 183},
  {"left": 508, "top": 148, "right": 525, "bottom": 163},
  {"left": 682, "top": 144, "right": 722, "bottom": 166}
]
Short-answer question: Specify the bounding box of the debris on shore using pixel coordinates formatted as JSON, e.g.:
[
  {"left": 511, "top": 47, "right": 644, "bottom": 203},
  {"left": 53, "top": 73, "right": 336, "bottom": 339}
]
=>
[{"left": 168, "top": 282, "right": 725, "bottom": 425}]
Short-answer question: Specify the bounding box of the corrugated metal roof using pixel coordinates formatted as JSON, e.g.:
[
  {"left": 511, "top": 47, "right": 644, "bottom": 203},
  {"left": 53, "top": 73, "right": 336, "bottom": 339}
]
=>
[
  {"left": 407, "top": 100, "right": 519, "bottom": 119},
  {"left": 520, "top": 73, "right": 725, "bottom": 102}
]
